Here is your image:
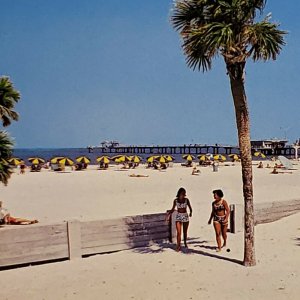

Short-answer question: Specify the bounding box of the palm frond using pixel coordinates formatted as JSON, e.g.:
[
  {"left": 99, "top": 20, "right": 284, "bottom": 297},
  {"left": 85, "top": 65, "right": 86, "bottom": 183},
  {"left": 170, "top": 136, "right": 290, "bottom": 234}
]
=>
[
  {"left": 171, "top": 0, "right": 212, "bottom": 32},
  {"left": 0, "top": 76, "right": 21, "bottom": 127},
  {"left": 246, "top": 21, "right": 287, "bottom": 61},
  {"left": 0, "top": 131, "right": 14, "bottom": 159},
  {"left": 0, "top": 131, "right": 14, "bottom": 185},
  {"left": 0, "top": 159, "right": 13, "bottom": 186}
]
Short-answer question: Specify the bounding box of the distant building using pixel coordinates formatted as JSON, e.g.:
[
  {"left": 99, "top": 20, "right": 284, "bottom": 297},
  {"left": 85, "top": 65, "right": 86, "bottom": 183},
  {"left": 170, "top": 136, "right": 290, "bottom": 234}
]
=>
[
  {"left": 251, "top": 139, "right": 288, "bottom": 150},
  {"left": 100, "top": 140, "right": 120, "bottom": 148}
]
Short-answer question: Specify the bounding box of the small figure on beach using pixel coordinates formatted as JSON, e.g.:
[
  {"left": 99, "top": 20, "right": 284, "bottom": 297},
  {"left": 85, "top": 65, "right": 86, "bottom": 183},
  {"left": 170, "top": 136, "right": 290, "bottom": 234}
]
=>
[
  {"left": 129, "top": 174, "right": 149, "bottom": 178},
  {"left": 191, "top": 167, "right": 200, "bottom": 175},
  {"left": 257, "top": 162, "right": 263, "bottom": 168},
  {"left": 271, "top": 167, "right": 278, "bottom": 174},
  {"left": 0, "top": 201, "right": 38, "bottom": 225},
  {"left": 19, "top": 163, "right": 26, "bottom": 175},
  {"left": 208, "top": 189, "right": 230, "bottom": 252},
  {"left": 167, "top": 187, "right": 192, "bottom": 252}
]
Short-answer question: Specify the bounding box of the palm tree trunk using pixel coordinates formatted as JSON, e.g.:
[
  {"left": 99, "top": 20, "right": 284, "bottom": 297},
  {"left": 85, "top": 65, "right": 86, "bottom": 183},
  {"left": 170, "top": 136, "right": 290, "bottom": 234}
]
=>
[{"left": 228, "top": 64, "right": 256, "bottom": 267}]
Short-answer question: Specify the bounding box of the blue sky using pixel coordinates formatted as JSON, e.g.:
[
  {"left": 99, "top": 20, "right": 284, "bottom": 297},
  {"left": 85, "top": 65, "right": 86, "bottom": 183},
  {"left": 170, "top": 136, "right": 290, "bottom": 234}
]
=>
[{"left": 1, "top": 0, "right": 299, "bottom": 148}]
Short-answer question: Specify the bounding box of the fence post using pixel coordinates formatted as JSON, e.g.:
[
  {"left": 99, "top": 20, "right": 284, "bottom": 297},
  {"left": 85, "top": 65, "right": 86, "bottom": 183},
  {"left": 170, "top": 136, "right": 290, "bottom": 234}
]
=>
[
  {"left": 229, "top": 204, "right": 236, "bottom": 234},
  {"left": 67, "top": 220, "right": 82, "bottom": 260},
  {"left": 169, "top": 211, "right": 177, "bottom": 243}
]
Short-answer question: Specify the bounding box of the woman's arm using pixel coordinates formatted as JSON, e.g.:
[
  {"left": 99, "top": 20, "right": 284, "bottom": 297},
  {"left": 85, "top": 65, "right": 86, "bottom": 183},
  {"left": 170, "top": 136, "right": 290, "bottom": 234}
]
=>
[
  {"left": 223, "top": 200, "right": 230, "bottom": 222},
  {"left": 208, "top": 203, "right": 214, "bottom": 224},
  {"left": 168, "top": 199, "right": 176, "bottom": 214},
  {"left": 187, "top": 199, "right": 192, "bottom": 217}
]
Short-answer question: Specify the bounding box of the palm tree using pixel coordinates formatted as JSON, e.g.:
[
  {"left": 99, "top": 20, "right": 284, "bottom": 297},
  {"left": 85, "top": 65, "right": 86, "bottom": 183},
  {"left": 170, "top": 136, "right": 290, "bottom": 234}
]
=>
[
  {"left": 0, "top": 76, "right": 21, "bottom": 127},
  {"left": 171, "top": 0, "right": 286, "bottom": 266},
  {"left": 0, "top": 131, "right": 14, "bottom": 186}
]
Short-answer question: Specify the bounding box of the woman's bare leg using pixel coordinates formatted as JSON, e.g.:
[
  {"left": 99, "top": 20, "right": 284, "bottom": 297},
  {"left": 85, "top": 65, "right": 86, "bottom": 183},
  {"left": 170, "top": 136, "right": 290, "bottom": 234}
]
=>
[
  {"left": 176, "top": 221, "right": 182, "bottom": 251},
  {"left": 213, "top": 221, "right": 222, "bottom": 251},
  {"left": 183, "top": 222, "right": 189, "bottom": 247},
  {"left": 221, "top": 223, "right": 228, "bottom": 248}
]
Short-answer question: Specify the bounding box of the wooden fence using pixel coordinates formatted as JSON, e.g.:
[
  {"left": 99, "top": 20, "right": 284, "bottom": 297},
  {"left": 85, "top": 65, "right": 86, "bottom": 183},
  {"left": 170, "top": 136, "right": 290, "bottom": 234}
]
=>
[
  {"left": 0, "top": 212, "right": 171, "bottom": 268},
  {"left": 229, "top": 199, "right": 300, "bottom": 233},
  {"left": 0, "top": 209, "right": 239, "bottom": 269}
]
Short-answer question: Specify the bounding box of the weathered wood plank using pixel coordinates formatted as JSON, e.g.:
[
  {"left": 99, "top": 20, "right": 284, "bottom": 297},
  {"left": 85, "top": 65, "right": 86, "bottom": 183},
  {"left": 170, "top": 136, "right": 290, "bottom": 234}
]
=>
[
  {"left": 0, "top": 249, "right": 68, "bottom": 267},
  {"left": 0, "top": 223, "right": 66, "bottom": 243},
  {"left": 81, "top": 220, "right": 168, "bottom": 235},
  {"left": 67, "top": 220, "right": 82, "bottom": 260},
  {"left": 81, "top": 226, "right": 169, "bottom": 244},
  {"left": 0, "top": 223, "right": 69, "bottom": 267},
  {"left": 80, "top": 213, "right": 167, "bottom": 230},
  {"left": 82, "top": 238, "right": 168, "bottom": 256},
  {"left": 82, "top": 232, "right": 169, "bottom": 249}
]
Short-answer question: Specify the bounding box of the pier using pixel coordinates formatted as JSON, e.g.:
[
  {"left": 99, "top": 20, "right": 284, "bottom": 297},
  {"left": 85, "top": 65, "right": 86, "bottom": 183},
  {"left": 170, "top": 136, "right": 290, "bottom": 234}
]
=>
[
  {"left": 89, "top": 145, "right": 239, "bottom": 155},
  {"left": 88, "top": 144, "right": 298, "bottom": 157}
]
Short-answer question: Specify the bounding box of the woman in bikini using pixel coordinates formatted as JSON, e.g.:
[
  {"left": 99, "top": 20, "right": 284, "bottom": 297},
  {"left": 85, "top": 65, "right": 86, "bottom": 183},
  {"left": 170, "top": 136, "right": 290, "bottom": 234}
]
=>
[
  {"left": 168, "top": 187, "right": 192, "bottom": 252},
  {"left": 208, "top": 189, "right": 230, "bottom": 252}
]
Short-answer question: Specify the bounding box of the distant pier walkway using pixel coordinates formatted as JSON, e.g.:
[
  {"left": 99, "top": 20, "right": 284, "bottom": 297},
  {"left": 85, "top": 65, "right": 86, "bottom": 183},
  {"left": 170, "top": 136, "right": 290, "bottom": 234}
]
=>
[
  {"left": 88, "top": 145, "right": 239, "bottom": 155},
  {"left": 88, "top": 144, "right": 296, "bottom": 156}
]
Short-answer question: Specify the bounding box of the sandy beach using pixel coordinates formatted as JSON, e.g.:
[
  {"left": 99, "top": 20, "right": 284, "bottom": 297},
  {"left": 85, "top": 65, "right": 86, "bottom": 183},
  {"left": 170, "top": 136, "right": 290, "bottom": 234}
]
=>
[{"left": 0, "top": 162, "right": 300, "bottom": 299}]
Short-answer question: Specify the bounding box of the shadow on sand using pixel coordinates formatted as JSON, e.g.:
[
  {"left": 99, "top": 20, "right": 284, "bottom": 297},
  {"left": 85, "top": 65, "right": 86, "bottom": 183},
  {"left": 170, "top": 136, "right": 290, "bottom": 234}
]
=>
[{"left": 133, "top": 237, "right": 243, "bottom": 265}]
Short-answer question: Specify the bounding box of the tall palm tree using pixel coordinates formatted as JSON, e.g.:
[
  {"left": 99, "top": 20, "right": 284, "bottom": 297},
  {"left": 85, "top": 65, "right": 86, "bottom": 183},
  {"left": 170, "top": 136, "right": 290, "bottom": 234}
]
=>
[
  {"left": 0, "top": 131, "right": 14, "bottom": 186},
  {"left": 0, "top": 76, "right": 21, "bottom": 127},
  {"left": 171, "top": 0, "right": 286, "bottom": 266}
]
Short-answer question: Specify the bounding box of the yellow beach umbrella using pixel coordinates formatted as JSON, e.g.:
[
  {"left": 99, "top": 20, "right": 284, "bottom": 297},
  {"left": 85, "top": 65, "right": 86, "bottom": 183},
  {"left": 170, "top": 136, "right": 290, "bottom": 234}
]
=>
[
  {"left": 50, "top": 157, "right": 65, "bottom": 164},
  {"left": 28, "top": 157, "right": 45, "bottom": 165},
  {"left": 97, "top": 156, "right": 110, "bottom": 164},
  {"left": 8, "top": 157, "right": 23, "bottom": 166},
  {"left": 213, "top": 154, "right": 226, "bottom": 161},
  {"left": 131, "top": 155, "right": 142, "bottom": 163},
  {"left": 254, "top": 152, "right": 266, "bottom": 159},
  {"left": 165, "top": 155, "right": 175, "bottom": 162},
  {"left": 147, "top": 155, "right": 159, "bottom": 163},
  {"left": 198, "top": 154, "right": 210, "bottom": 161},
  {"left": 157, "top": 156, "right": 167, "bottom": 163},
  {"left": 76, "top": 156, "right": 91, "bottom": 164},
  {"left": 182, "top": 154, "right": 195, "bottom": 161},
  {"left": 229, "top": 154, "right": 240, "bottom": 161},
  {"left": 112, "top": 155, "right": 130, "bottom": 163},
  {"left": 58, "top": 157, "right": 74, "bottom": 166}
]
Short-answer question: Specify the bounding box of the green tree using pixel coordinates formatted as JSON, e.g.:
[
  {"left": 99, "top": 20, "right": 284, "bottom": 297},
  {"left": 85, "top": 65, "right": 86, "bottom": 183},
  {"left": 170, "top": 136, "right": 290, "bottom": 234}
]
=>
[
  {"left": 0, "top": 131, "right": 14, "bottom": 185},
  {"left": 0, "top": 76, "right": 20, "bottom": 127},
  {"left": 0, "top": 76, "right": 20, "bottom": 185},
  {"left": 171, "top": 0, "right": 286, "bottom": 266}
]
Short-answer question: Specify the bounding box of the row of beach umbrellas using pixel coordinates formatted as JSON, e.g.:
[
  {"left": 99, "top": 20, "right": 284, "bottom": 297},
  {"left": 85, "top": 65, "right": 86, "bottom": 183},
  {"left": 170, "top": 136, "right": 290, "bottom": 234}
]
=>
[{"left": 5, "top": 152, "right": 267, "bottom": 167}]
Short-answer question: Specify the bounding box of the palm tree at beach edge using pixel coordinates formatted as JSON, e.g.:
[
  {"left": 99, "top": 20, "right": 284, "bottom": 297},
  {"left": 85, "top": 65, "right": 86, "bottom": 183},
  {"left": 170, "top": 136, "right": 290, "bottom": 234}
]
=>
[
  {"left": 171, "top": 0, "right": 286, "bottom": 266},
  {"left": 0, "top": 76, "right": 21, "bottom": 185}
]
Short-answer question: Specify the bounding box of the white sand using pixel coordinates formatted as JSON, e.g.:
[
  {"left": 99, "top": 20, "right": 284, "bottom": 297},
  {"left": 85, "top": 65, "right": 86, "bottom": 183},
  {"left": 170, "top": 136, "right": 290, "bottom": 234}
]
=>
[{"left": 0, "top": 162, "right": 300, "bottom": 299}]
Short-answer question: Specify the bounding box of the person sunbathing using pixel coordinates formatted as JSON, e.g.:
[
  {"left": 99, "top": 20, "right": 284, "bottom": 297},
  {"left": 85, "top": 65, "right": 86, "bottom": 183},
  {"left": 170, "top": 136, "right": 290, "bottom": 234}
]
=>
[
  {"left": 0, "top": 201, "right": 38, "bottom": 225},
  {"left": 192, "top": 167, "right": 200, "bottom": 175},
  {"left": 271, "top": 167, "right": 278, "bottom": 174},
  {"left": 129, "top": 174, "right": 149, "bottom": 178}
]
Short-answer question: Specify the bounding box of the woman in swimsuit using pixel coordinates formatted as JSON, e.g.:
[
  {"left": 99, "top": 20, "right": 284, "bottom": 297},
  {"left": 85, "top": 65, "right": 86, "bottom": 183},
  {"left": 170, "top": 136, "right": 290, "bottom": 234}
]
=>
[
  {"left": 208, "top": 189, "right": 230, "bottom": 252},
  {"left": 168, "top": 187, "right": 192, "bottom": 252}
]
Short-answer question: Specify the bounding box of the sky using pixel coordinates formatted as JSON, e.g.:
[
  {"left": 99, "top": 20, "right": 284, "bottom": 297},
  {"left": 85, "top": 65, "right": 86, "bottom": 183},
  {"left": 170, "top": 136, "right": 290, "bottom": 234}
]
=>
[{"left": 0, "top": 0, "right": 299, "bottom": 148}]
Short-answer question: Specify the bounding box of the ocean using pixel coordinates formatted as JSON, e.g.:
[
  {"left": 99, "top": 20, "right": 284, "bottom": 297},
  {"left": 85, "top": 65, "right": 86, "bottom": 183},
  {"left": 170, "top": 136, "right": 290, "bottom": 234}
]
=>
[{"left": 12, "top": 148, "right": 237, "bottom": 164}]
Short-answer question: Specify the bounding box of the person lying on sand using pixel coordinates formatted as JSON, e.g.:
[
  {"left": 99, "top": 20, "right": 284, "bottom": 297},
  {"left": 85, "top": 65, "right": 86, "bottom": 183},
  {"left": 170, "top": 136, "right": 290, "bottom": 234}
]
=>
[
  {"left": 191, "top": 167, "right": 200, "bottom": 175},
  {"left": 0, "top": 201, "right": 38, "bottom": 225},
  {"left": 270, "top": 167, "right": 292, "bottom": 175},
  {"left": 129, "top": 174, "right": 149, "bottom": 178}
]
